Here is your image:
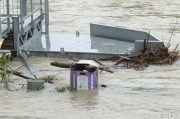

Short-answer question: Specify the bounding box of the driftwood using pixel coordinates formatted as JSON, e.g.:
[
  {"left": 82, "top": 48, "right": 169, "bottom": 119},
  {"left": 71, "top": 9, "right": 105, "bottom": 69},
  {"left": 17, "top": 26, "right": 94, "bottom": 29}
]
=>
[
  {"left": 65, "top": 54, "right": 113, "bottom": 73},
  {"left": 93, "top": 59, "right": 106, "bottom": 66},
  {"left": 96, "top": 46, "right": 179, "bottom": 69},
  {"left": 97, "top": 55, "right": 127, "bottom": 61},
  {"left": 0, "top": 68, "right": 34, "bottom": 79},
  {"left": 50, "top": 62, "right": 114, "bottom": 73}
]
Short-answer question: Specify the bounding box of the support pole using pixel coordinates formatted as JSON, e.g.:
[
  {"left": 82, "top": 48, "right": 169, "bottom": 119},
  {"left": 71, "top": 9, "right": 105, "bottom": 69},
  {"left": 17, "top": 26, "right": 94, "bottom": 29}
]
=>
[
  {"left": 30, "top": 0, "right": 33, "bottom": 22},
  {"left": 20, "top": 0, "right": 23, "bottom": 34},
  {"left": 6, "top": 0, "right": 10, "bottom": 32},
  {"left": 40, "top": 0, "right": 43, "bottom": 31},
  {"left": 45, "top": 0, "right": 49, "bottom": 34},
  {"left": 12, "top": 17, "right": 20, "bottom": 56},
  {"left": 3, "top": 65, "right": 8, "bottom": 89},
  {"left": 21, "top": 0, "right": 27, "bottom": 17}
]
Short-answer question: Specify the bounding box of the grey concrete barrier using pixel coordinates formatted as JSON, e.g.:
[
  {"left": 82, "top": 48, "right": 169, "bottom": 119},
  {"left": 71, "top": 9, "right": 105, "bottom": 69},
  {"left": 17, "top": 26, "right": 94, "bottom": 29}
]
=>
[
  {"left": 90, "top": 23, "right": 159, "bottom": 42},
  {"left": 134, "top": 40, "right": 164, "bottom": 54}
]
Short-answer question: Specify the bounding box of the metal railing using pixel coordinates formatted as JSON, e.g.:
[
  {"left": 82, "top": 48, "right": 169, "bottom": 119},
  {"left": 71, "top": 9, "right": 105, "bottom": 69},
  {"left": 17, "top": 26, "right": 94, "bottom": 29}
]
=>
[
  {"left": 0, "top": 0, "right": 10, "bottom": 37},
  {"left": 0, "top": 0, "right": 49, "bottom": 37}
]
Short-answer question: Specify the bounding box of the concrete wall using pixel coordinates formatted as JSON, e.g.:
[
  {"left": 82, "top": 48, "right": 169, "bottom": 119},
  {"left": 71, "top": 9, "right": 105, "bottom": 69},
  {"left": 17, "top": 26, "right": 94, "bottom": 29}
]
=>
[{"left": 90, "top": 23, "right": 159, "bottom": 43}]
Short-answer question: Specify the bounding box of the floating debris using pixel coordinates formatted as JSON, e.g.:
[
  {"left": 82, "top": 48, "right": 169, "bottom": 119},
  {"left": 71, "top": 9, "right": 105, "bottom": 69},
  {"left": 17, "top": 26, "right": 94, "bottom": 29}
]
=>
[
  {"left": 38, "top": 75, "right": 55, "bottom": 83},
  {"left": 56, "top": 86, "right": 74, "bottom": 92},
  {"left": 101, "top": 84, "right": 108, "bottom": 88},
  {"left": 97, "top": 43, "right": 179, "bottom": 70}
]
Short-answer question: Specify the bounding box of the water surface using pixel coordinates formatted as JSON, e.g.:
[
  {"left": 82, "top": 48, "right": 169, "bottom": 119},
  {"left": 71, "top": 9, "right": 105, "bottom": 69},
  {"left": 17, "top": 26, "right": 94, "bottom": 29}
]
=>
[{"left": 1, "top": 0, "right": 180, "bottom": 119}]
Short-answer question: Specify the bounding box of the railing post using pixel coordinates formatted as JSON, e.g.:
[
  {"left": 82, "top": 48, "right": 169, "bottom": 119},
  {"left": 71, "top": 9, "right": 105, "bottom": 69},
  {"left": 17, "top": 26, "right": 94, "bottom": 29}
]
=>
[
  {"left": 6, "top": 0, "right": 10, "bottom": 32},
  {"left": 45, "top": 0, "right": 49, "bottom": 34},
  {"left": 20, "top": 0, "right": 23, "bottom": 35},
  {"left": 40, "top": 0, "right": 43, "bottom": 31},
  {"left": 31, "top": 0, "right": 33, "bottom": 22}
]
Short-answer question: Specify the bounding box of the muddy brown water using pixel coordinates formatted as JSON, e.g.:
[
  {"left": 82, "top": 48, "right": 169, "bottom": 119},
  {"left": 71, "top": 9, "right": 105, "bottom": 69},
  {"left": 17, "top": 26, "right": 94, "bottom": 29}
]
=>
[{"left": 1, "top": 0, "right": 180, "bottom": 119}]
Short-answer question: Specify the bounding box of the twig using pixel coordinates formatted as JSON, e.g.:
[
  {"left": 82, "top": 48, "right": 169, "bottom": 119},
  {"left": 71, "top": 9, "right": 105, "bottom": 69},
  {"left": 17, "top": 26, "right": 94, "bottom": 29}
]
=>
[
  {"left": 174, "top": 43, "right": 179, "bottom": 51},
  {"left": 93, "top": 59, "right": 106, "bottom": 66},
  {"left": 167, "top": 18, "right": 177, "bottom": 48},
  {"left": 0, "top": 68, "right": 34, "bottom": 79}
]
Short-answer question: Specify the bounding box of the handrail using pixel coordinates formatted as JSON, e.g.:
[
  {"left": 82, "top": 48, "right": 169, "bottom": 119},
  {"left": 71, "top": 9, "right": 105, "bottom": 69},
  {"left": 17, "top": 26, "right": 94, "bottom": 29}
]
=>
[
  {"left": 1, "top": 0, "right": 48, "bottom": 38},
  {"left": 22, "top": 7, "right": 42, "bottom": 21}
]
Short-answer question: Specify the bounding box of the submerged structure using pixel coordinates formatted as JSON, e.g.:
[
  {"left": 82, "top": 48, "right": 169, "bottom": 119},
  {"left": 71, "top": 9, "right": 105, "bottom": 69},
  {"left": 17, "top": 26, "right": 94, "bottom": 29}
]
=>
[
  {"left": 0, "top": 0, "right": 163, "bottom": 59},
  {"left": 0, "top": 0, "right": 49, "bottom": 54}
]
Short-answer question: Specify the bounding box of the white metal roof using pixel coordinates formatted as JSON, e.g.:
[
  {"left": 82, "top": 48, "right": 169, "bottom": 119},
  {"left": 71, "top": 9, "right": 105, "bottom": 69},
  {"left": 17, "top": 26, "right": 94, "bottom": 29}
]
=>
[{"left": 77, "top": 60, "right": 99, "bottom": 67}]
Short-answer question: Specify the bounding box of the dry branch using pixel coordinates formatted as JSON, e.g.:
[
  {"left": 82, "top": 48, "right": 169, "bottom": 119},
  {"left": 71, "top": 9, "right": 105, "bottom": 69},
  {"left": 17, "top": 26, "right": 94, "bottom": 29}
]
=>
[
  {"left": 0, "top": 68, "right": 34, "bottom": 79},
  {"left": 97, "top": 46, "right": 179, "bottom": 70}
]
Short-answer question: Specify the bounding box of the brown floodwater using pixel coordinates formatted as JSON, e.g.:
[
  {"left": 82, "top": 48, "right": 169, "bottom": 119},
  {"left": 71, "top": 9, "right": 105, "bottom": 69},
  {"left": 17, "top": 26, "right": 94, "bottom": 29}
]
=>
[{"left": 1, "top": 0, "right": 180, "bottom": 119}]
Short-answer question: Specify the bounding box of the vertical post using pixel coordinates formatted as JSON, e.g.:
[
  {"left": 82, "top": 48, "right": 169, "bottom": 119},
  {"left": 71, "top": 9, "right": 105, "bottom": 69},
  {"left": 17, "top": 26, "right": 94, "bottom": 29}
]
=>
[
  {"left": 40, "top": 0, "right": 43, "bottom": 14},
  {"left": 6, "top": 0, "right": 10, "bottom": 32},
  {"left": 40, "top": 0, "right": 43, "bottom": 30},
  {"left": 45, "top": 0, "right": 49, "bottom": 34},
  {"left": 0, "top": 12, "right": 1, "bottom": 33},
  {"left": 21, "top": 0, "right": 27, "bottom": 17},
  {"left": 12, "top": 17, "right": 20, "bottom": 55},
  {"left": 20, "top": 0, "right": 23, "bottom": 34},
  {"left": 3, "top": 65, "right": 8, "bottom": 89},
  {"left": 31, "top": 0, "right": 33, "bottom": 22}
]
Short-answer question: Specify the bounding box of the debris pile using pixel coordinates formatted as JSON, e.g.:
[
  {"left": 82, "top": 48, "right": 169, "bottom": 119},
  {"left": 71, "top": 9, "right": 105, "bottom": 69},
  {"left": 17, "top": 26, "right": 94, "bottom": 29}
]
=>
[
  {"left": 97, "top": 45, "right": 179, "bottom": 70},
  {"left": 51, "top": 44, "right": 179, "bottom": 71}
]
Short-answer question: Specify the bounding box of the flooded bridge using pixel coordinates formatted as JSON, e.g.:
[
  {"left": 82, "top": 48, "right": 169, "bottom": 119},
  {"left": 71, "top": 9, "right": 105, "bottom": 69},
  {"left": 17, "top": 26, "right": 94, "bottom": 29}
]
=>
[{"left": 0, "top": 0, "right": 162, "bottom": 59}]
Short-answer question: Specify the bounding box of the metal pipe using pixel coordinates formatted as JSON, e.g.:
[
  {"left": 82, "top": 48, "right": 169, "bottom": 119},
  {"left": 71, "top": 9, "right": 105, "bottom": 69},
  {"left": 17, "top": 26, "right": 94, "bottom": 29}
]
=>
[
  {"left": 40, "top": 0, "right": 42, "bottom": 14},
  {"left": 40, "top": 0, "right": 42, "bottom": 31},
  {"left": 3, "top": 65, "right": 8, "bottom": 89},
  {"left": 20, "top": 51, "right": 36, "bottom": 77},
  {"left": 0, "top": 14, "right": 20, "bottom": 17},
  {"left": 45, "top": 0, "right": 49, "bottom": 34},
  {"left": 31, "top": 0, "right": 33, "bottom": 22},
  {"left": 20, "top": 0, "right": 23, "bottom": 33}
]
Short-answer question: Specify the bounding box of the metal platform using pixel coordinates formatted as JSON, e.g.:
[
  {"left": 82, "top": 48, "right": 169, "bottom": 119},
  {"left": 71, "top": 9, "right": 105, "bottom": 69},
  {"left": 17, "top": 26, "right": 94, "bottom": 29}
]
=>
[
  {"left": 27, "top": 34, "right": 134, "bottom": 54},
  {"left": 21, "top": 24, "right": 161, "bottom": 59},
  {"left": 27, "top": 36, "right": 133, "bottom": 59},
  {"left": 1, "top": 0, "right": 161, "bottom": 59}
]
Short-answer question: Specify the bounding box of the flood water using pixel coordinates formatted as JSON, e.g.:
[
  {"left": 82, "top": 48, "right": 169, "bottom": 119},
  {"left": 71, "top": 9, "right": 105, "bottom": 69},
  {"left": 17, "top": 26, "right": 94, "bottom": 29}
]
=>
[{"left": 1, "top": 0, "right": 180, "bottom": 119}]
